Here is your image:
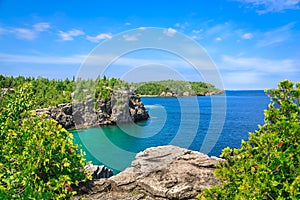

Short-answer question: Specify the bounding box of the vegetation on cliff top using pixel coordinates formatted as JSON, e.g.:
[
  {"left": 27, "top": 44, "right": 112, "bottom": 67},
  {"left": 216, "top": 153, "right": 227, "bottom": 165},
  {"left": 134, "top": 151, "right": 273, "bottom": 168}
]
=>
[
  {"left": 0, "top": 75, "right": 221, "bottom": 109},
  {"left": 133, "top": 80, "right": 222, "bottom": 96},
  {"left": 201, "top": 80, "right": 300, "bottom": 199},
  {"left": 0, "top": 83, "right": 89, "bottom": 199}
]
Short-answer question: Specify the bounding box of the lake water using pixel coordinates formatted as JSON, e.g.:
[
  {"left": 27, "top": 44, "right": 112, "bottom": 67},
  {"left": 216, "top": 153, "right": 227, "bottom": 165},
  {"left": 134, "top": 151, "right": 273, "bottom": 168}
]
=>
[{"left": 71, "top": 90, "right": 270, "bottom": 173}]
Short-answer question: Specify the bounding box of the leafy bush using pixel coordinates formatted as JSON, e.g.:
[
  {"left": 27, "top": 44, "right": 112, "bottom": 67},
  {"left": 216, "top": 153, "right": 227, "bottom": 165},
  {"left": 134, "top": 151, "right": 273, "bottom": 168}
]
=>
[
  {"left": 201, "top": 80, "right": 300, "bottom": 199},
  {"left": 0, "top": 83, "right": 89, "bottom": 199}
]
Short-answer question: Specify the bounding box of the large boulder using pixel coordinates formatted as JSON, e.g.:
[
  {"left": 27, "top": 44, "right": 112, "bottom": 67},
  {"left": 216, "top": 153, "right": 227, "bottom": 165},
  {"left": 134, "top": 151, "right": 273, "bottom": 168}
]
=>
[{"left": 73, "top": 145, "right": 223, "bottom": 200}]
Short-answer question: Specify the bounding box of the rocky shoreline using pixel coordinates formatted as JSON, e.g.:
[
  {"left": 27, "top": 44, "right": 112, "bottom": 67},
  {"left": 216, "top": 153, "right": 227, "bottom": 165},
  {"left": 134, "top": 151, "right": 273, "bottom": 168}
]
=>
[
  {"left": 35, "top": 89, "right": 149, "bottom": 129},
  {"left": 73, "top": 145, "right": 223, "bottom": 200},
  {"left": 141, "top": 90, "right": 224, "bottom": 97}
]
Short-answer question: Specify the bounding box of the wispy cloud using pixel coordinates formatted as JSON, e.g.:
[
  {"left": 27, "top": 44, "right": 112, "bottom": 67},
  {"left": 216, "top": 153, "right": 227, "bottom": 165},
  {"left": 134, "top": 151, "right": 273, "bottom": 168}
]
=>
[
  {"left": 219, "top": 54, "right": 300, "bottom": 89},
  {"left": 125, "top": 22, "right": 131, "bottom": 26},
  {"left": 123, "top": 34, "right": 140, "bottom": 41},
  {"left": 192, "top": 29, "right": 203, "bottom": 34},
  {"left": 235, "top": 0, "right": 300, "bottom": 14},
  {"left": 163, "top": 28, "right": 177, "bottom": 37},
  {"left": 10, "top": 22, "right": 51, "bottom": 40},
  {"left": 138, "top": 27, "right": 147, "bottom": 30},
  {"left": 57, "top": 29, "right": 84, "bottom": 41},
  {"left": 221, "top": 55, "right": 299, "bottom": 73},
  {"left": 174, "top": 22, "right": 189, "bottom": 30},
  {"left": 205, "top": 24, "right": 229, "bottom": 36},
  {"left": 86, "top": 33, "right": 112, "bottom": 43},
  {"left": 13, "top": 28, "right": 36, "bottom": 40},
  {"left": 257, "top": 22, "right": 294, "bottom": 47},
  {"left": 33, "top": 22, "right": 50, "bottom": 32},
  {"left": 203, "top": 22, "right": 236, "bottom": 41},
  {"left": 242, "top": 33, "right": 253, "bottom": 39},
  {"left": 0, "top": 53, "right": 85, "bottom": 64}
]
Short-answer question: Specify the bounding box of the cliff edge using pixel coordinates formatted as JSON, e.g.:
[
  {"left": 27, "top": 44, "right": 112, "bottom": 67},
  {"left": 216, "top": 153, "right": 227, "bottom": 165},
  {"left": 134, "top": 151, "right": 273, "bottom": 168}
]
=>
[
  {"left": 73, "top": 145, "right": 223, "bottom": 200},
  {"left": 35, "top": 89, "right": 149, "bottom": 129}
]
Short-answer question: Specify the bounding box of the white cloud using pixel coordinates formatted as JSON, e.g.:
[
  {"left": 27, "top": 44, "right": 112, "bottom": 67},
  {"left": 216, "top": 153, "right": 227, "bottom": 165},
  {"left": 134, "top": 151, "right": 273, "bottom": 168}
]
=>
[
  {"left": 174, "top": 23, "right": 180, "bottom": 27},
  {"left": 0, "top": 27, "right": 5, "bottom": 34},
  {"left": 206, "top": 24, "right": 229, "bottom": 35},
  {"left": 223, "top": 72, "right": 261, "bottom": 85},
  {"left": 174, "top": 22, "right": 189, "bottom": 29},
  {"left": 138, "top": 27, "right": 147, "bottom": 30},
  {"left": 191, "top": 35, "right": 202, "bottom": 40},
  {"left": 192, "top": 29, "right": 203, "bottom": 34},
  {"left": 86, "top": 33, "right": 112, "bottom": 43},
  {"left": 242, "top": 33, "right": 253, "bottom": 39},
  {"left": 123, "top": 34, "right": 140, "bottom": 41},
  {"left": 0, "top": 53, "right": 85, "bottom": 64},
  {"left": 204, "top": 23, "right": 235, "bottom": 41},
  {"left": 221, "top": 55, "right": 299, "bottom": 73},
  {"left": 219, "top": 54, "right": 300, "bottom": 89},
  {"left": 13, "top": 28, "right": 36, "bottom": 40},
  {"left": 58, "top": 29, "right": 84, "bottom": 41},
  {"left": 9, "top": 22, "right": 51, "bottom": 40},
  {"left": 125, "top": 22, "right": 131, "bottom": 26},
  {"left": 257, "top": 23, "right": 294, "bottom": 47},
  {"left": 163, "top": 28, "right": 177, "bottom": 37},
  {"left": 236, "top": 0, "right": 300, "bottom": 14},
  {"left": 33, "top": 22, "right": 50, "bottom": 32}
]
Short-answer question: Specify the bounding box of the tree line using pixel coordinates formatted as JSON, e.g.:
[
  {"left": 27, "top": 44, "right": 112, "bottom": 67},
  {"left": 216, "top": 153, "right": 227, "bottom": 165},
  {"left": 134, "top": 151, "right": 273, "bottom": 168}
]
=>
[
  {"left": 1, "top": 75, "right": 222, "bottom": 109},
  {"left": 133, "top": 80, "right": 222, "bottom": 96},
  {"left": 0, "top": 76, "right": 298, "bottom": 199}
]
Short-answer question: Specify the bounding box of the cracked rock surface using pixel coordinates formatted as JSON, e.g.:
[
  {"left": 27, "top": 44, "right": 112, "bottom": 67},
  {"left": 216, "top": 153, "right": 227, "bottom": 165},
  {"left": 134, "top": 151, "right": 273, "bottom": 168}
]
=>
[{"left": 73, "top": 145, "right": 223, "bottom": 200}]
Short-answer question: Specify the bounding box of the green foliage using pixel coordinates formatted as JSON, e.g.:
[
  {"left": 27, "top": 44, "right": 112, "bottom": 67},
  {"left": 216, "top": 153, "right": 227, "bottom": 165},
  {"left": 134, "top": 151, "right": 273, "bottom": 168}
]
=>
[
  {"left": 1, "top": 75, "right": 221, "bottom": 109},
  {"left": 74, "top": 76, "right": 129, "bottom": 102},
  {"left": 133, "top": 80, "right": 222, "bottom": 96},
  {"left": 0, "top": 75, "right": 129, "bottom": 108},
  {"left": 0, "top": 75, "right": 73, "bottom": 109},
  {"left": 201, "top": 80, "right": 300, "bottom": 199},
  {"left": 0, "top": 83, "right": 89, "bottom": 199}
]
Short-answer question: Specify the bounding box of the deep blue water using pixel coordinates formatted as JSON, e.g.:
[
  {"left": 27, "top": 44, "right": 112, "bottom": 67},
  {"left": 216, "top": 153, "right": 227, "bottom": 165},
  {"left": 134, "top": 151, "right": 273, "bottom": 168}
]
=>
[{"left": 71, "top": 90, "right": 269, "bottom": 173}]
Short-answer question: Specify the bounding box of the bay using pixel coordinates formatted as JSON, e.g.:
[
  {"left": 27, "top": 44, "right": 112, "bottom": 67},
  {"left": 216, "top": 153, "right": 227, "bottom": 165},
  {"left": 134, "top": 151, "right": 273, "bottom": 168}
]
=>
[{"left": 71, "top": 90, "right": 269, "bottom": 173}]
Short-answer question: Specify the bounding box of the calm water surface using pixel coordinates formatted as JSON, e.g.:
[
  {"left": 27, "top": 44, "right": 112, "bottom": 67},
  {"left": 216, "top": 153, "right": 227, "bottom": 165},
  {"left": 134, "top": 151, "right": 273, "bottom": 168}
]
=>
[{"left": 71, "top": 90, "right": 269, "bottom": 173}]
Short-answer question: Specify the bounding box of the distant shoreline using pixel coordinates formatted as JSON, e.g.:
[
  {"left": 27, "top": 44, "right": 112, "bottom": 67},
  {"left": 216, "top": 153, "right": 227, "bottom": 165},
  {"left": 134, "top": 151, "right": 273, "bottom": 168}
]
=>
[{"left": 139, "top": 91, "right": 224, "bottom": 98}]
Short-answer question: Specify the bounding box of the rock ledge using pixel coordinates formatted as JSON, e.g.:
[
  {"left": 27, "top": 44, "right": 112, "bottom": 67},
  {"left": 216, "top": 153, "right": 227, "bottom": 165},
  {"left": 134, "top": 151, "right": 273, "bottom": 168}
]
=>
[
  {"left": 35, "top": 90, "right": 149, "bottom": 129},
  {"left": 73, "top": 145, "right": 223, "bottom": 200}
]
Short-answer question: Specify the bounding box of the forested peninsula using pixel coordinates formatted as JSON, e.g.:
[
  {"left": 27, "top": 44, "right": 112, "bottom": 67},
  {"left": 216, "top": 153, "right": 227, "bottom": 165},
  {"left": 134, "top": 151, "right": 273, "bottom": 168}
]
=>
[
  {"left": 0, "top": 75, "right": 223, "bottom": 108},
  {"left": 0, "top": 75, "right": 222, "bottom": 129}
]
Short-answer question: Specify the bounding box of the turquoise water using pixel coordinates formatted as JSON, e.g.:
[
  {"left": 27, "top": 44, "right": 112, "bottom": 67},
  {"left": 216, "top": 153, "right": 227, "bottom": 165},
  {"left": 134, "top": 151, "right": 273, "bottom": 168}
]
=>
[{"left": 71, "top": 90, "right": 269, "bottom": 173}]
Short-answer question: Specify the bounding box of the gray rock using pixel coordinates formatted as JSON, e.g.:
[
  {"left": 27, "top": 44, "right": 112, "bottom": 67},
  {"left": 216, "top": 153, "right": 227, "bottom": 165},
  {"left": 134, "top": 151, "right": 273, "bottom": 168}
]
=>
[
  {"left": 73, "top": 145, "right": 223, "bottom": 200},
  {"left": 35, "top": 89, "right": 149, "bottom": 129},
  {"left": 84, "top": 164, "right": 113, "bottom": 179},
  {"left": 132, "top": 145, "right": 188, "bottom": 173}
]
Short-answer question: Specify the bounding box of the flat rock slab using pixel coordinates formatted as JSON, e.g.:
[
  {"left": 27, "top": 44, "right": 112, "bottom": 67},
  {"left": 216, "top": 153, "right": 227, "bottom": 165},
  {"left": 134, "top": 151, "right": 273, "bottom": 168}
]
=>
[{"left": 73, "top": 145, "right": 223, "bottom": 200}]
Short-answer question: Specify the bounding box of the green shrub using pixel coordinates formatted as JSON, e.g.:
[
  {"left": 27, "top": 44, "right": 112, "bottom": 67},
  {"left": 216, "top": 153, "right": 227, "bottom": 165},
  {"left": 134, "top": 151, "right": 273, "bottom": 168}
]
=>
[
  {"left": 0, "top": 83, "right": 89, "bottom": 199},
  {"left": 201, "top": 80, "right": 300, "bottom": 199}
]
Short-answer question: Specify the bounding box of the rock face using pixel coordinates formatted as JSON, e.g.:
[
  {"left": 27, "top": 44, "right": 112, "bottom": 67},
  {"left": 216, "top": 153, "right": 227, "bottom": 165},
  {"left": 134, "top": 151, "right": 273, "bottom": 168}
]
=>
[
  {"left": 35, "top": 90, "right": 149, "bottom": 129},
  {"left": 73, "top": 145, "right": 223, "bottom": 200},
  {"left": 84, "top": 164, "right": 114, "bottom": 179}
]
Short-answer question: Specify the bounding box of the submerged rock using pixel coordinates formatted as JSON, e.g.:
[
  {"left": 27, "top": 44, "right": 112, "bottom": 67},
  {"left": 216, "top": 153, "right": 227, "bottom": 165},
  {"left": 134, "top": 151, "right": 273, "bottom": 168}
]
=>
[{"left": 73, "top": 145, "right": 223, "bottom": 200}]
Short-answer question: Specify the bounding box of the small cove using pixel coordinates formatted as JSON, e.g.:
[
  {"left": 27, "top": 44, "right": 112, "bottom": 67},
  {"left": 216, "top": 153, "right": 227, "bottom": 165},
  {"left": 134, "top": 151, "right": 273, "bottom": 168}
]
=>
[{"left": 71, "top": 90, "right": 269, "bottom": 173}]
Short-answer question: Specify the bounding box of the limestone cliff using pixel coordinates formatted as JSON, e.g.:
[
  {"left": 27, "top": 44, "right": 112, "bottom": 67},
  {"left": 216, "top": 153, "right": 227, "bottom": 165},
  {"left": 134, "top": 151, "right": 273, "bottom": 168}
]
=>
[{"left": 35, "top": 89, "right": 149, "bottom": 129}]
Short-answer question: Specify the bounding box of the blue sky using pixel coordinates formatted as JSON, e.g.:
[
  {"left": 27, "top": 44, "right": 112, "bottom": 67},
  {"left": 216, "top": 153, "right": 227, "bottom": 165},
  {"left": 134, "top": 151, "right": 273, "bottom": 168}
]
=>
[{"left": 0, "top": 0, "right": 299, "bottom": 89}]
